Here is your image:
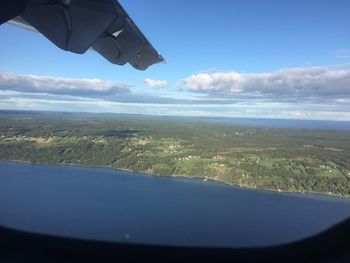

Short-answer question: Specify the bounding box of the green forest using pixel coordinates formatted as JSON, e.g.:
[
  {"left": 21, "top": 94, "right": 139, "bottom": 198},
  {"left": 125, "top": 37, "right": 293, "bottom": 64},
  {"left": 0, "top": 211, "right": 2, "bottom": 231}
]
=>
[{"left": 1, "top": 110, "right": 349, "bottom": 196}]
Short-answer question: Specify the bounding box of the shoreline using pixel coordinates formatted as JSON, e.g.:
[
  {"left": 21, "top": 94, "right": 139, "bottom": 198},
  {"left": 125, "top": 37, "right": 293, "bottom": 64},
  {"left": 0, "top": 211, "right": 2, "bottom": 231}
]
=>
[{"left": 2, "top": 159, "right": 349, "bottom": 198}]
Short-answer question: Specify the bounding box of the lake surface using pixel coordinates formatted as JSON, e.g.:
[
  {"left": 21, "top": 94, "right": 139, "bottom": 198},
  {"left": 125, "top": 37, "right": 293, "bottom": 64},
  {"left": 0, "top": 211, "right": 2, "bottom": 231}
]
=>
[{"left": 0, "top": 161, "right": 349, "bottom": 248}]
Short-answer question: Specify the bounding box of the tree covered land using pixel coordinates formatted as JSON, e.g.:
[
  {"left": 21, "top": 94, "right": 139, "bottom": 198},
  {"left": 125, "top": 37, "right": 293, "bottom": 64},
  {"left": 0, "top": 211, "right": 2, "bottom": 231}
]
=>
[{"left": 1, "top": 111, "right": 349, "bottom": 196}]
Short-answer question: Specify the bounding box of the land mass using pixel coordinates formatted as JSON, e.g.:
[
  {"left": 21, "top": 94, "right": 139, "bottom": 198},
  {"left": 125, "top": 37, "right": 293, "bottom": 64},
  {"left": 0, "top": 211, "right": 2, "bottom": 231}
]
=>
[{"left": 0, "top": 111, "right": 349, "bottom": 196}]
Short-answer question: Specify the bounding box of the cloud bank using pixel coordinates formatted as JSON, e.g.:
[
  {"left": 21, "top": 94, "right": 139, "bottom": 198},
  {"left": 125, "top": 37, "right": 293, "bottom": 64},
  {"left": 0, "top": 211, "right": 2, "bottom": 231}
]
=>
[
  {"left": 0, "top": 67, "right": 350, "bottom": 120},
  {"left": 0, "top": 72, "right": 130, "bottom": 96},
  {"left": 143, "top": 78, "right": 167, "bottom": 88},
  {"left": 179, "top": 67, "right": 350, "bottom": 100}
]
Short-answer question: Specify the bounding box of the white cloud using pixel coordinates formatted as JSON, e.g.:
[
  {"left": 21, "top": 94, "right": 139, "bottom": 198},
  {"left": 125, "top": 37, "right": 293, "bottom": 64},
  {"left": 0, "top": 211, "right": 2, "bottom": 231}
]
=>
[
  {"left": 1, "top": 69, "right": 350, "bottom": 120},
  {"left": 0, "top": 72, "right": 130, "bottom": 96},
  {"left": 143, "top": 78, "right": 167, "bottom": 89},
  {"left": 1, "top": 94, "right": 350, "bottom": 120},
  {"left": 179, "top": 67, "right": 350, "bottom": 99},
  {"left": 335, "top": 49, "right": 350, "bottom": 59},
  {"left": 0, "top": 73, "right": 194, "bottom": 104}
]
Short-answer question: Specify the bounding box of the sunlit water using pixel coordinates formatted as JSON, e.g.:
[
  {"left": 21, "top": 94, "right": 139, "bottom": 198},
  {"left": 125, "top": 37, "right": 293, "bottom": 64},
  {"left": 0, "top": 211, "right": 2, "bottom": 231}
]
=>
[{"left": 0, "top": 161, "right": 349, "bottom": 247}]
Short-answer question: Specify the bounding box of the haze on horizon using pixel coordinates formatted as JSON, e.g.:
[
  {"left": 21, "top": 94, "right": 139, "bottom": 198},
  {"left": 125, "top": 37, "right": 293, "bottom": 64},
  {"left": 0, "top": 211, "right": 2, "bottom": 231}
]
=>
[{"left": 0, "top": 0, "right": 349, "bottom": 121}]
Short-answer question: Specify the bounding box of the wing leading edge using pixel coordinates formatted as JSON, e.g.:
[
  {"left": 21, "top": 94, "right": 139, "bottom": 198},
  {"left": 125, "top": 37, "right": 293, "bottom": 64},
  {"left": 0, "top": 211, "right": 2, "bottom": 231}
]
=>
[{"left": 1, "top": 0, "right": 164, "bottom": 70}]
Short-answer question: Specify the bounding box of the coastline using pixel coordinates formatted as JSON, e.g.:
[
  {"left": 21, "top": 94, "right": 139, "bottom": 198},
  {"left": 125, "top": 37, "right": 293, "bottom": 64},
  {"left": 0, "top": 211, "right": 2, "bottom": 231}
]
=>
[{"left": 2, "top": 159, "right": 349, "bottom": 198}]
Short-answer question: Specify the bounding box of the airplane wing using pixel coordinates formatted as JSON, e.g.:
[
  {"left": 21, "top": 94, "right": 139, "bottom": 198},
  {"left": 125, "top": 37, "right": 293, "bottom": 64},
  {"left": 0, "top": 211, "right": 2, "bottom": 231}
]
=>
[{"left": 0, "top": 0, "right": 164, "bottom": 70}]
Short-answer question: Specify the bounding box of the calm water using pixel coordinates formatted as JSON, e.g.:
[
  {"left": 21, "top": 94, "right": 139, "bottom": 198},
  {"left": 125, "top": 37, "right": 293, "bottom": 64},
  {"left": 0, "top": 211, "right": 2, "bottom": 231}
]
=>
[{"left": 0, "top": 161, "right": 349, "bottom": 248}]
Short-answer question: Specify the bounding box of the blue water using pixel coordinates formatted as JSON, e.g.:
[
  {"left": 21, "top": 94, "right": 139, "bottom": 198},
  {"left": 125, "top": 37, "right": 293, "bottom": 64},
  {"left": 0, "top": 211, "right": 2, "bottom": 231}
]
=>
[{"left": 0, "top": 161, "right": 349, "bottom": 248}]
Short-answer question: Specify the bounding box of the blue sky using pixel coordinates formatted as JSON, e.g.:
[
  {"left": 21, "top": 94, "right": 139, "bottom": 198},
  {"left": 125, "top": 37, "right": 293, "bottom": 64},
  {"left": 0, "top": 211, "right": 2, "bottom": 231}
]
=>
[{"left": 0, "top": 0, "right": 350, "bottom": 120}]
